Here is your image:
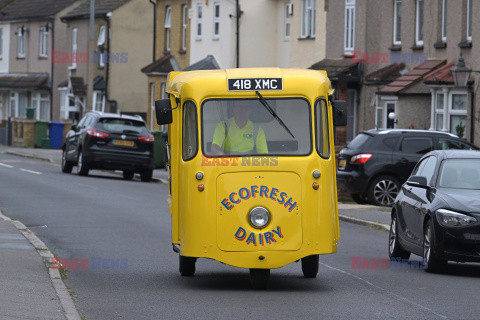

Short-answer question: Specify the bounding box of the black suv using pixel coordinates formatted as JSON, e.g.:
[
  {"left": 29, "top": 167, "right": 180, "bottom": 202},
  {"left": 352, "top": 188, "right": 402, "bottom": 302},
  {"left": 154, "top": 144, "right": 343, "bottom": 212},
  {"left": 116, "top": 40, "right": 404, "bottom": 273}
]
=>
[
  {"left": 61, "top": 111, "right": 155, "bottom": 182},
  {"left": 336, "top": 129, "right": 478, "bottom": 206}
]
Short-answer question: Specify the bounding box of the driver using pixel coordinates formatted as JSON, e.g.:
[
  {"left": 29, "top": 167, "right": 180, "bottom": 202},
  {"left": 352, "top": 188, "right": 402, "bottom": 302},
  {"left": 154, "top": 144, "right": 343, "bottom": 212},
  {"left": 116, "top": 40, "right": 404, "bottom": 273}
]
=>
[{"left": 211, "top": 100, "right": 268, "bottom": 155}]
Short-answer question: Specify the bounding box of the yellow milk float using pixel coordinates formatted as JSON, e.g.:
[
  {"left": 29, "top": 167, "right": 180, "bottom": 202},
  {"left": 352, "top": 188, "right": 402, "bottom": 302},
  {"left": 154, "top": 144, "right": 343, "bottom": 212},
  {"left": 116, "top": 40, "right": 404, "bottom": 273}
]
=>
[{"left": 155, "top": 68, "right": 346, "bottom": 289}]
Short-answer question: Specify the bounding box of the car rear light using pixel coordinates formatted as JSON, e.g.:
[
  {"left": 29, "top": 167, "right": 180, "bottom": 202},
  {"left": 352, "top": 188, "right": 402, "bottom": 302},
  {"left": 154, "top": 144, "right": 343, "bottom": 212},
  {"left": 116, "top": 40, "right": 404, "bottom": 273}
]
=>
[
  {"left": 138, "top": 135, "right": 154, "bottom": 144},
  {"left": 350, "top": 153, "right": 372, "bottom": 164},
  {"left": 87, "top": 129, "right": 109, "bottom": 138}
]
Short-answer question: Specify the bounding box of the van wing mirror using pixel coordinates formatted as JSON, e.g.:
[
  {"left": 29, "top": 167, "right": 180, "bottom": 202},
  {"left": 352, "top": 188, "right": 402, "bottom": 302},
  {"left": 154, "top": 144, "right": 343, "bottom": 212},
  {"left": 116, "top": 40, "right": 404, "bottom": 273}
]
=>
[
  {"left": 155, "top": 99, "right": 173, "bottom": 125},
  {"left": 332, "top": 100, "right": 347, "bottom": 126}
]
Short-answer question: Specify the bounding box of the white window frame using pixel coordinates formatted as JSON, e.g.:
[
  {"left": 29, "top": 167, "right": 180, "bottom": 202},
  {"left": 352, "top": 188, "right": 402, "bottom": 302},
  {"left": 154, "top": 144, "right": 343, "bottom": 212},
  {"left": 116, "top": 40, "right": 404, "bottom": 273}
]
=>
[
  {"left": 393, "top": 0, "right": 402, "bottom": 45},
  {"left": 213, "top": 2, "right": 220, "bottom": 40},
  {"left": 432, "top": 89, "right": 448, "bottom": 131},
  {"left": 182, "top": 4, "right": 188, "bottom": 51},
  {"left": 441, "top": 0, "right": 447, "bottom": 42},
  {"left": 376, "top": 96, "right": 398, "bottom": 129},
  {"left": 415, "top": 0, "right": 424, "bottom": 46},
  {"left": 70, "top": 28, "right": 77, "bottom": 70},
  {"left": 98, "top": 26, "right": 106, "bottom": 68},
  {"left": 466, "top": 0, "right": 472, "bottom": 42},
  {"left": 150, "top": 83, "right": 155, "bottom": 130},
  {"left": 31, "top": 92, "right": 50, "bottom": 121},
  {"left": 10, "top": 92, "right": 18, "bottom": 117},
  {"left": 0, "top": 28, "right": 3, "bottom": 59},
  {"left": 344, "top": 0, "right": 355, "bottom": 53},
  {"left": 448, "top": 91, "right": 468, "bottom": 135},
  {"left": 284, "top": 3, "right": 292, "bottom": 40},
  {"left": 92, "top": 90, "right": 105, "bottom": 112},
  {"left": 165, "top": 6, "right": 171, "bottom": 51},
  {"left": 301, "top": 0, "right": 316, "bottom": 38},
  {"left": 39, "top": 27, "right": 48, "bottom": 57},
  {"left": 196, "top": 4, "right": 202, "bottom": 40},
  {"left": 17, "top": 27, "right": 26, "bottom": 58}
]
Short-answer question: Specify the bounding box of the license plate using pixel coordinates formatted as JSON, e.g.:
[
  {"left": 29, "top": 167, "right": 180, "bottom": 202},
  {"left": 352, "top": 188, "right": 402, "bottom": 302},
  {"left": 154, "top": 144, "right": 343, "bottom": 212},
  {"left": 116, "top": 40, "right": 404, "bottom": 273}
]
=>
[
  {"left": 339, "top": 159, "right": 346, "bottom": 167},
  {"left": 113, "top": 140, "right": 134, "bottom": 147}
]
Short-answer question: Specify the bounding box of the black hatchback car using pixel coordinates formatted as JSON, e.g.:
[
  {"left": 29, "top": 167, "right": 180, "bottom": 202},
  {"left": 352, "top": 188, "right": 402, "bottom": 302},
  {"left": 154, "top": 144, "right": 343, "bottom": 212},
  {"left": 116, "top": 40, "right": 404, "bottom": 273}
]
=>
[
  {"left": 61, "top": 111, "right": 155, "bottom": 182},
  {"left": 389, "top": 150, "right": 480, "bottom": 272},
  {"left": 336, "top": 129, "right": 478, "bottom": 206}
]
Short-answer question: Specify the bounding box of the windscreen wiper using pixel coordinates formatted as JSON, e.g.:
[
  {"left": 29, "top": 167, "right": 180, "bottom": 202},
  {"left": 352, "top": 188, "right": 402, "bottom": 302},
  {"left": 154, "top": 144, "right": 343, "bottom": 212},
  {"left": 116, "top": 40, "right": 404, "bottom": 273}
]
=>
[{"left": 255, "top": 91, "right": 295, "bottom": 139}]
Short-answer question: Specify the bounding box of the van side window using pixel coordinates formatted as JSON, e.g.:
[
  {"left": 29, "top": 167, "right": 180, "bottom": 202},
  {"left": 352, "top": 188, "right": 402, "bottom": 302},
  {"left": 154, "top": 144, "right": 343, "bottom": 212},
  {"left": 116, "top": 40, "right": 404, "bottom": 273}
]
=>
[
  {"left": 315, "top": 99, "right": 330, "bottom": 158},
  {"left": 182, "top": 101, "right": 198, "bottom": 161}
]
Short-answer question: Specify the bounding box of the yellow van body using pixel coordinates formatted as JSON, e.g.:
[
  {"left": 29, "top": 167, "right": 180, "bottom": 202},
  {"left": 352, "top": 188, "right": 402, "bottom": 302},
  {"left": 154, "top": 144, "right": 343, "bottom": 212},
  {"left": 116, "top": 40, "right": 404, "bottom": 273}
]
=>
[{"left": 160, "top": 68, "right": 339, "bottom": 271}]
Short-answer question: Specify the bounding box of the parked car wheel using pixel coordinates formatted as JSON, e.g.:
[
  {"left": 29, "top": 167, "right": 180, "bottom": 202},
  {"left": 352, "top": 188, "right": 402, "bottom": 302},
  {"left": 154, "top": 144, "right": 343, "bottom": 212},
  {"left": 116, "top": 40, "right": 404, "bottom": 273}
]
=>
[
  {"left": 423, "top": 219, "right": 447, "bottom": 273},
  {"left": 388, "top": 213, "right": 411, "bottom": 260},
  {"left": 249, "top": 269, "right": 270, "bottom": 290},
  {"left": 123, "top": 170, "right": 134, "bottom": 180},
  {"left": 368, "top": 175, "right": 400, "bottom": 206},
  {"left": 77, "top": 150, "right": 89, "bottom": 176},
  {"left": 179, "top": 255, "right": 196, "bottom": 276},
  {"left": 140, "top": 169, "right": 153, "bottom": 182},
  {"left": 61, "top": 148, "right": 73, "bottom": 174},
  {"left": 351, "top": 194, "right": 369, "bottom": 205},
  {"left": 301, "top": 254, "right": 319, "bottom": 278}
]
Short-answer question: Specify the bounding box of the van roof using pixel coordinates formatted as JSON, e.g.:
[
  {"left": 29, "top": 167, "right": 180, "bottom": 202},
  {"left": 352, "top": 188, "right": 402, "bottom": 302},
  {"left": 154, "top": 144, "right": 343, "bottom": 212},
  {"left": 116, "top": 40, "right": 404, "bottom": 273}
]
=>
[{"left": 165, "top": 68, "right": 331, "bottom": 100}]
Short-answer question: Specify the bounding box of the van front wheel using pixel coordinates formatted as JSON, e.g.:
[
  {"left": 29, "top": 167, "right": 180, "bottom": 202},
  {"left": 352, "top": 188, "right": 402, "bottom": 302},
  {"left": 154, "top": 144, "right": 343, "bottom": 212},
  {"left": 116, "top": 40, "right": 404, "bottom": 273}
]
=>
[
  {"left": 301, "top": 254, "right": 319, "bottom": 278},
  {"left": 249, "top": 269, "right": 270, "bottom": 290},
  {"left": 179, "top": 256, "right": 196, "bottom": 276}
]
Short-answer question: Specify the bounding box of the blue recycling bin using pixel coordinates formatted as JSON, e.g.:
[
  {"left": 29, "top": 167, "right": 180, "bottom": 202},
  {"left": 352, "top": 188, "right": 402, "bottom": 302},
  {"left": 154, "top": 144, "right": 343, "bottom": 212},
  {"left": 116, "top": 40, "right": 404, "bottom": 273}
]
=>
[{"left": 49, "top": 121, "right": 65, "bottom": 149}]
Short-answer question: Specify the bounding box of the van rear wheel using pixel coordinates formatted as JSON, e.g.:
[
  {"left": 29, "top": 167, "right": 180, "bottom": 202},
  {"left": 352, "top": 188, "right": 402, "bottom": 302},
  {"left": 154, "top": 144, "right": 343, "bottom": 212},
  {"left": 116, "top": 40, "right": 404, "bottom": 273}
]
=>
[
  {"left": 249, "top": 269, "right": 270, "bottom": 290},
  {"left": 301, "top": 254, "right": 319, "bottom": 278},
  {"left": 179, "top": 256, "right": 196, "bottom": 276}
]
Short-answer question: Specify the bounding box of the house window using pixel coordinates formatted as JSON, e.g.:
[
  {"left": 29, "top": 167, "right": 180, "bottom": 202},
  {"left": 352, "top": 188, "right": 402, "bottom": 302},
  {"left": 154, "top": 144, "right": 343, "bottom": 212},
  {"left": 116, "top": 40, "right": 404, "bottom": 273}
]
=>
[
  {"left": 431, "top": 90, "right": 468, "bottom": 137},
  {"left": 415, "top": 0, "right": 424, "bottom": 46},
  {"left": 39, "top": 27, "right": 48, "bottom": 57},
  {"left": 393, "top": 0, "right": 402, "bottom": 45},
  {"left": 0, "top": 28, "right": 3, "bottom": 59},
  {"left": 344, "top": 0, "right": 355, "bottom": 52},
  {"left": 10, "top": 92, "right": 28, "bottom": 118},
  {"left": 97, "top": 26, "right": 106, "bottom": 68},
  {"left": 150, "top": 83, "right": 155, "bottom": 130},
  {"left": 301, "top": 0, "right": 316, "bottom": 38},
  {"left": 466, "top": 0, "right": 472, "bottom": 42},
  {"left": 181, "top": 4, "right": 188, "bottom": 51},
  {"left": 435, "top": 91, "right": 445, "bottom": 130},
  {"left": 376, "top": 99, "right": 396, "bottom": 129},
  {"left": 165, "top": 6, "right": 171, "bottom": 51},
  {"left": 213, "top": 2, "right": 220, "bottom": 40},
  {"left": 449, "top": 92, "right": 468, "bottom": 137},
  {"left": 17, "top": 27, "right": 26, "bottom": 58},
  {"left": 285, "top": 3, "right": 292, "bottom": 40},
  {"left": 441, "top": 0, "right": 447, "bottom": 42},
  {"left": 31, "top": 92, "right": 50, "bottom": 120},
  {"left": 92, "top": 91, "right": 105, "bottom": 112},
  {"left": 70, "top": 28, "right": 77, "bottom": 69},
  {"left": 196, "top": 4, "right": 202, "bottom": 40}
]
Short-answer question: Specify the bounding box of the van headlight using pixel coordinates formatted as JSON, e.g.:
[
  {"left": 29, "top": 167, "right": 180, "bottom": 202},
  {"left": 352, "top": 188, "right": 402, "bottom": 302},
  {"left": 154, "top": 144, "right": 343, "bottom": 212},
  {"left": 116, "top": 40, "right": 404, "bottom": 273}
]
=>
[
  {"left": 436, "top": 209, "right": 477, "bottom": 227},
  {"left": 249, "top": 207, "right": 270, "bottom": 229}
]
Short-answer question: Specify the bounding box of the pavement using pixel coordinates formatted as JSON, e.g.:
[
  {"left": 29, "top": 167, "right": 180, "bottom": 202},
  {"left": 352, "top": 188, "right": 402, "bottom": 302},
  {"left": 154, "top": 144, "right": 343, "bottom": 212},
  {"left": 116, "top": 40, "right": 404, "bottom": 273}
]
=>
[{"left": 0, "top": 145, "right": 392, "bottom": 320}]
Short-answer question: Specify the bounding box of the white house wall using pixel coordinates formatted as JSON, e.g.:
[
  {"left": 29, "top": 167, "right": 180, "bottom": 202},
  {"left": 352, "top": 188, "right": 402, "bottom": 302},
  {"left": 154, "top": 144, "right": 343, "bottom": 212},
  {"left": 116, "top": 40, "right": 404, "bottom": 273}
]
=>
[{"left": 189, "top": 0, "right": 235, "bottom": 68}]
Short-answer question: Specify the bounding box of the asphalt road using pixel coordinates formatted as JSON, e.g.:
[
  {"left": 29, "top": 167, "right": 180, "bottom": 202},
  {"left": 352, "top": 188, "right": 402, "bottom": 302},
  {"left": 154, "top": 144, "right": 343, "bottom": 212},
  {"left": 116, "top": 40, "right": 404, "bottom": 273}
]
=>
[{"left": 1, "top": 153, "right": 480, "bottom": 320}]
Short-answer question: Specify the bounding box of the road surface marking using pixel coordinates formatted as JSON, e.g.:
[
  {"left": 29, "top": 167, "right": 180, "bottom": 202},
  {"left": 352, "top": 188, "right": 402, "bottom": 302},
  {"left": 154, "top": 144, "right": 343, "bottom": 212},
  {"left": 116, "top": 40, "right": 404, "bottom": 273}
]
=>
[
  {"left": 319, "top": 262, "right": 448, "bottom": 319},
  {"left": 20, "top": 168, "right": 42, "bottom": 175},
  {"left": 0, "top": 162, "right": 14, "bottom": 168}
]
